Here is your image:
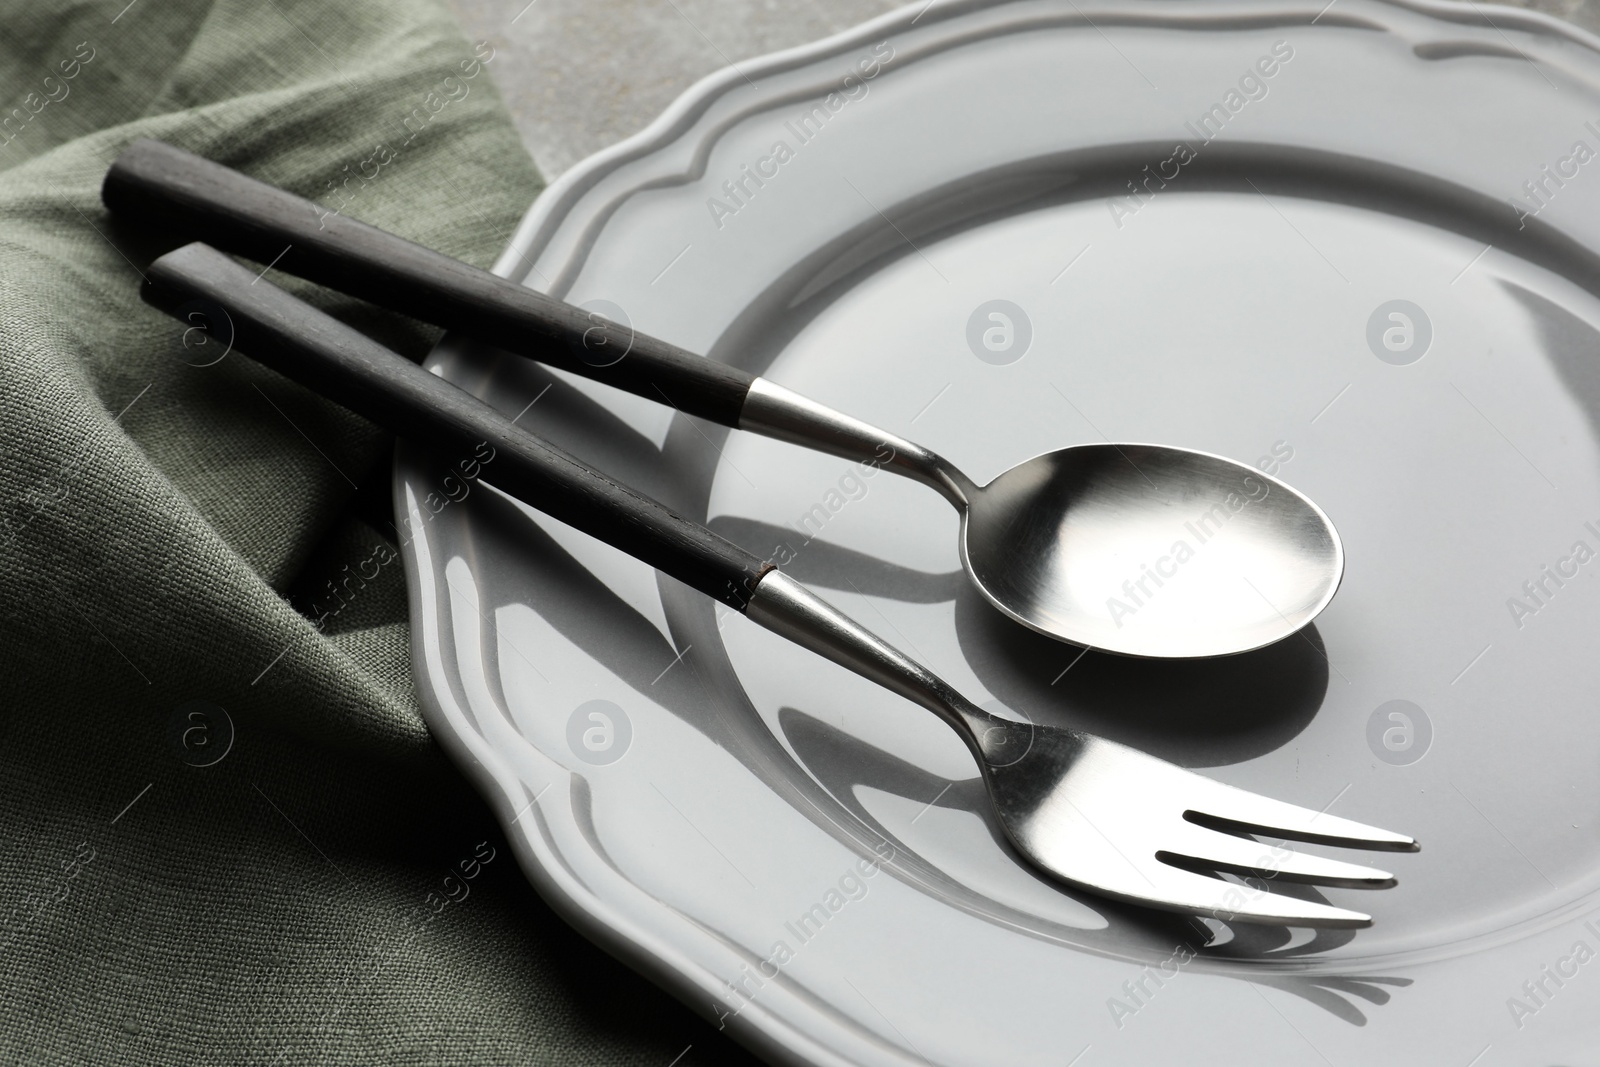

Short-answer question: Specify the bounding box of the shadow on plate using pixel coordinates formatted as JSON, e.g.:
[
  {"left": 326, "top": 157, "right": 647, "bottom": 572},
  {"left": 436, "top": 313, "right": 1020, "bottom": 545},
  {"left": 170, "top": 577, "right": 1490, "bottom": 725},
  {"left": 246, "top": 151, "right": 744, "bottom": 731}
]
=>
[{"left": 711, "top": 516, "right": 1329, "bottom": 768}]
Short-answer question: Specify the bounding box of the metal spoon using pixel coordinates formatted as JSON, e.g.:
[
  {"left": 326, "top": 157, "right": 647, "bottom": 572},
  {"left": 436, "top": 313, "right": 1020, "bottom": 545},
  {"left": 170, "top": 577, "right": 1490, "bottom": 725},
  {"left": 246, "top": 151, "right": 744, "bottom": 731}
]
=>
[
  {"left": 740, "top": 385, "right": 1340, "bottom": 658},
  {"left": 104, "top": 139, "right": 1343, "bottom": 658}
]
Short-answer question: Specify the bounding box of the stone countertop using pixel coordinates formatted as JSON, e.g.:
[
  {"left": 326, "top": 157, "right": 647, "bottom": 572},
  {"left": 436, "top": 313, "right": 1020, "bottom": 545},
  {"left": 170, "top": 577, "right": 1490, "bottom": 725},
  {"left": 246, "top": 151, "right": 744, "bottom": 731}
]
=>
[{"left": 441, "top": 0, "right": 899, "bottom": 182}]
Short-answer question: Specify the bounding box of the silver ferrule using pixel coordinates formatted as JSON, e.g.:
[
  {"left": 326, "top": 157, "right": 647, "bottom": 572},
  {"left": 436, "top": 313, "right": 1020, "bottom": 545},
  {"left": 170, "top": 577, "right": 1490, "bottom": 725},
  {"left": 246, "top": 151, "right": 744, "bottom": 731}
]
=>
[
  {"left": 739, "top": 378, "right": 975, "bottom": 509},
  {"left": 745, "top": 571, "right": 990, "bottom": 748}
]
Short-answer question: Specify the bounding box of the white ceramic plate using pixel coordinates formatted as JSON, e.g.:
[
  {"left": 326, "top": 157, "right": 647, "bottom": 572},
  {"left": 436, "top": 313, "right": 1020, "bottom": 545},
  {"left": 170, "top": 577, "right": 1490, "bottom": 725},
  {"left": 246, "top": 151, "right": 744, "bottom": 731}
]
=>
[{"left": 397, "top": 2, "right": 1600, "bottom": 1062}]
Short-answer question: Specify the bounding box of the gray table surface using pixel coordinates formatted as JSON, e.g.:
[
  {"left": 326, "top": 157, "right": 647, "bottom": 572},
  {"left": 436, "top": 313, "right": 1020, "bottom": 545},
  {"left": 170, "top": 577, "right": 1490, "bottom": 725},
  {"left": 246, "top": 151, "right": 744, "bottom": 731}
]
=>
[
  {"left": 443, "top": 0, "right": 1596, "bottom": 184},
  {"left": 441, "top": 0, "right": 898, "bottom": 182}
]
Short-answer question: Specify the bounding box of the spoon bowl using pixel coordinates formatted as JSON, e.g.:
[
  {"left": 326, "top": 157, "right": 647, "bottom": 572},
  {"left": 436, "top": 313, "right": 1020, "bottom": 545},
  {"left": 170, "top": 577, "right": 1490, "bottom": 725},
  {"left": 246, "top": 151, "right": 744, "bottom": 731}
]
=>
[{"left": 962, "top": 443, "right": 1343, "bottom": 658}]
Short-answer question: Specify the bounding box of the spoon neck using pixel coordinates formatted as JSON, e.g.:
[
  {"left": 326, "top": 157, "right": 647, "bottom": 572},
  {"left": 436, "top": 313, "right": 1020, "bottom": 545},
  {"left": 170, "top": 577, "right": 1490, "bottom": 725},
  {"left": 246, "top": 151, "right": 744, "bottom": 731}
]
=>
[
  {"left": 894, "top": 443, "right": 975, "bottom": 509},
  {"left": 739, "top": 377, "right": 972, "bottom": 509}
]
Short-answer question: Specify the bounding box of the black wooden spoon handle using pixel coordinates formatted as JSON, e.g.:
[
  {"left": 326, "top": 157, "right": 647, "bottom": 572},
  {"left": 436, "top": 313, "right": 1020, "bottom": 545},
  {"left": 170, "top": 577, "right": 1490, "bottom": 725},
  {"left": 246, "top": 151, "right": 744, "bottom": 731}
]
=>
[
  {"left": 106, "top": 138, "right": 755, "bottom": 425},
  {"left": 143, "top": 241, "right": 772, "bottom": 610}
]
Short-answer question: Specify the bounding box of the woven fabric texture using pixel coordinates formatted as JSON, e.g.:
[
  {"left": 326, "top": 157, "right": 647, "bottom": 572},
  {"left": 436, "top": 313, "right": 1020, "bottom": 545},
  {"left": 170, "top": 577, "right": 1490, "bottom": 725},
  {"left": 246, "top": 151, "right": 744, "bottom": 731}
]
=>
[{"left": 0, "top": 1, "right": 754, "bottom": 1062}]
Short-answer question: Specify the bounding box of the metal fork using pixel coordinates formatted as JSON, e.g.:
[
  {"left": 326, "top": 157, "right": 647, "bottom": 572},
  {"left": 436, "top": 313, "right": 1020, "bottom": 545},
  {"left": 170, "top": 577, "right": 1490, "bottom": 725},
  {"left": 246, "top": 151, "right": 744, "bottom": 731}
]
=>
[
  {"left": 139, "top": 241, "right": 1418, "bottom": 927},
  {"left": 756, "top": 572, "right": 1415, "bottom": 927}
]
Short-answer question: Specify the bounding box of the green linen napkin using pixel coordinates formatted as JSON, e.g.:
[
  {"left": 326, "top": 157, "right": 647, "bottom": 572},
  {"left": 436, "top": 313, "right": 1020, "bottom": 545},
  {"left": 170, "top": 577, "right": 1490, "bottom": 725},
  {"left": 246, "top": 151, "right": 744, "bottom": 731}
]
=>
[{"left": 0, "top": 1, "right": 754, "bottom": 1062}]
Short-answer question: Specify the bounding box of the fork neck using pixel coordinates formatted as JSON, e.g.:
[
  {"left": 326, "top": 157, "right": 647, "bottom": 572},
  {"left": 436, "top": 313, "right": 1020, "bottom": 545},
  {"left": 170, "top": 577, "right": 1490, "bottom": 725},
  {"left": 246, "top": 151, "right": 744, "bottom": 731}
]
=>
[
  {"left": 744, "top": 571, "right": 997, "bottom": 753},
  {"left": 739, "top": 378, "right": 976, "bottom": 509}
]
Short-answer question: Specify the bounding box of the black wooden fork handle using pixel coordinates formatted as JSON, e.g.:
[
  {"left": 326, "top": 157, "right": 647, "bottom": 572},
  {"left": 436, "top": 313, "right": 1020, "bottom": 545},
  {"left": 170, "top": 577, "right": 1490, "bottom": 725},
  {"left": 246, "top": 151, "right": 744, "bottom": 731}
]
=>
[
  {"left": 142, "top": 242, "right": 773, "bottom": 610},
  {"left": 104, "top": 138, "right": 756, "bottom": 425}
]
